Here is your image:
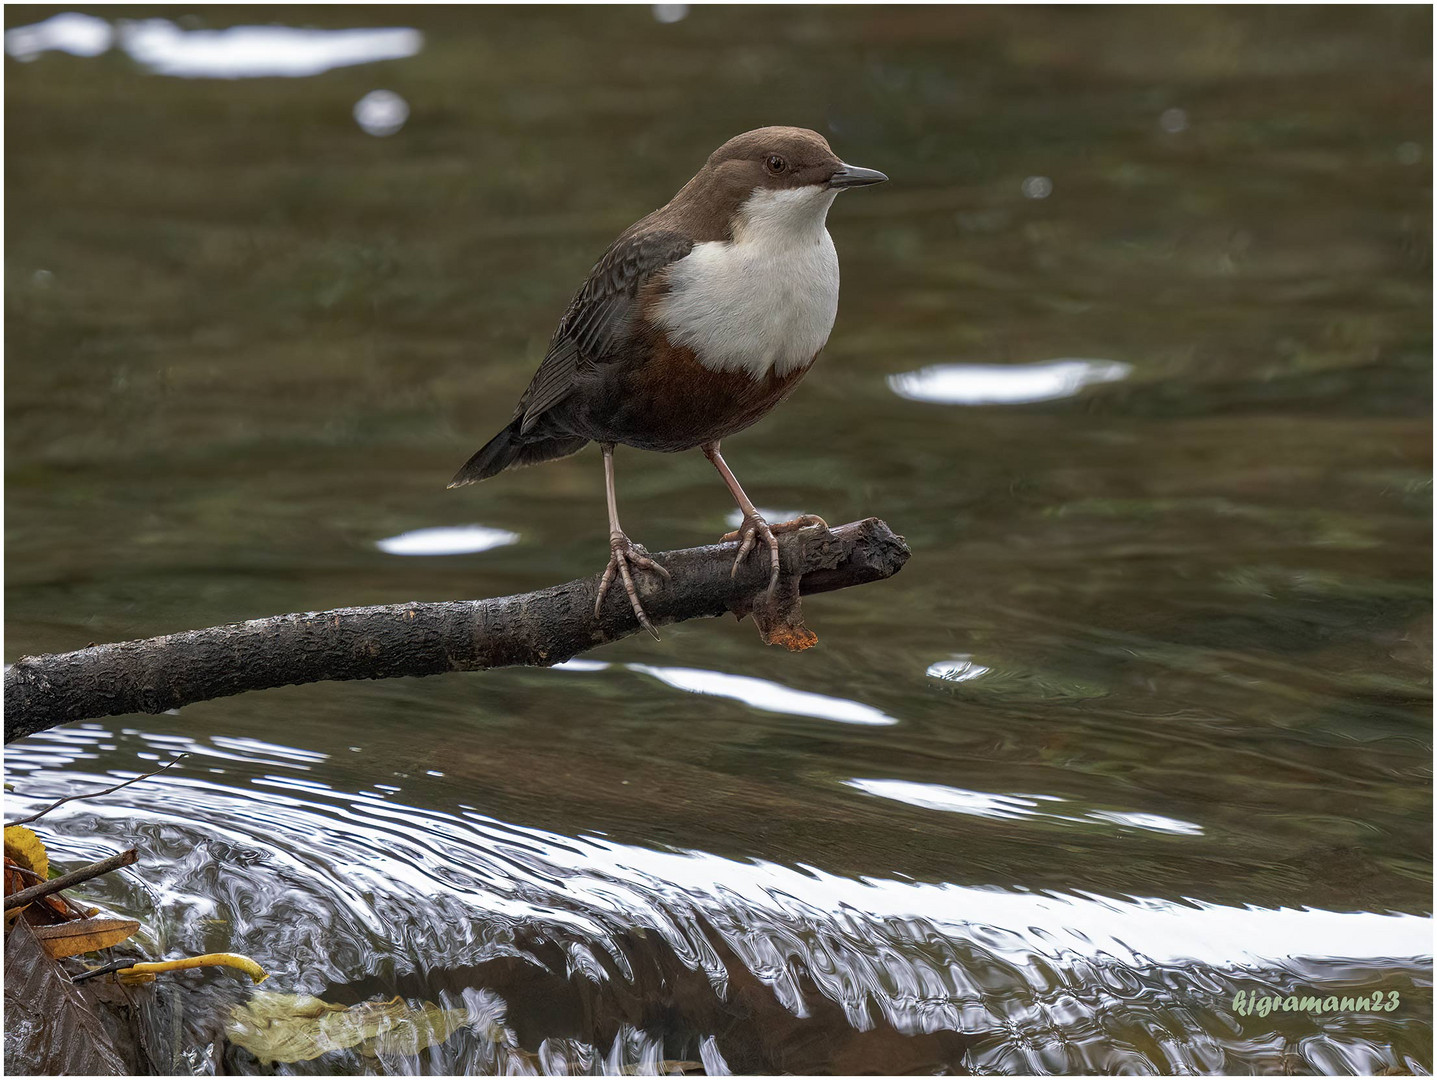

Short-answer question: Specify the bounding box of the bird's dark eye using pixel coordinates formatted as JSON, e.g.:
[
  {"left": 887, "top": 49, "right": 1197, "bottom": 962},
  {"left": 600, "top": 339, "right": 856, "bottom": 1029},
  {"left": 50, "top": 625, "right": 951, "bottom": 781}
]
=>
[{"left": 765, "top": 154, "right": 788, "bottom": 175}]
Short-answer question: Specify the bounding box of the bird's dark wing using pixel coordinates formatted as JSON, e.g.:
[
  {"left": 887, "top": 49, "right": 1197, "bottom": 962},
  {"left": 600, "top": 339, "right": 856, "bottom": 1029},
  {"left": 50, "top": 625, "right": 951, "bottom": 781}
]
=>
[{"left": 517, "top": 229, "right": 694, "bottom": 434}]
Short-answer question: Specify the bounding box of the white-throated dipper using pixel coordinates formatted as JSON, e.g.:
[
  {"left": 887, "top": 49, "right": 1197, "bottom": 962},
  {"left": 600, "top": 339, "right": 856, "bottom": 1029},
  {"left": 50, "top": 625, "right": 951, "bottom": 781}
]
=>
[{"left": 450, "top": 126, "right": 887, "bottom": 637}]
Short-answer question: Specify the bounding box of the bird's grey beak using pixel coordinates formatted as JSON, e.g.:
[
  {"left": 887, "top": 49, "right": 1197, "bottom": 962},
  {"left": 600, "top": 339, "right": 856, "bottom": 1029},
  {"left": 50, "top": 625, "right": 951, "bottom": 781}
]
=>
[{"left": 829, "top": 163, "right": 888, "bottom": 189}]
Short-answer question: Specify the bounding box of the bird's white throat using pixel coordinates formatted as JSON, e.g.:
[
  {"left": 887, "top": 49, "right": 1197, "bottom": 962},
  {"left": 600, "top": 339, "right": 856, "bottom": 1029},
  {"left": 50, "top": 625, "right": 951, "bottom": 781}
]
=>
[{"left": 656, "top": 185, "right": 841, "bottom": 379}]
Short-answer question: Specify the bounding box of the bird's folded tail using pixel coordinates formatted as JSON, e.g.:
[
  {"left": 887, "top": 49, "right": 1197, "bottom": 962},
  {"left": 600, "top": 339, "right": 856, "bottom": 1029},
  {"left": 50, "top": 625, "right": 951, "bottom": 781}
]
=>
[{"left": 448, "top": 418, "right": 589, "bottom": 488}]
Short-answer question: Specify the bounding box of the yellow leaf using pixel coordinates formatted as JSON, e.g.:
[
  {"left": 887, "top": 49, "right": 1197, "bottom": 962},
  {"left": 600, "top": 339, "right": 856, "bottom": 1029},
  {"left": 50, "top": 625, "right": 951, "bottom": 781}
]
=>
[
  {"left": 4, "top": 826, "right": 49, "bottom": 880},
  {"left": 116, "top": 952, "right": 268, "bottom": 984},
  {"left": 31, "top": 917, "right": 139, "bottom": 958}
]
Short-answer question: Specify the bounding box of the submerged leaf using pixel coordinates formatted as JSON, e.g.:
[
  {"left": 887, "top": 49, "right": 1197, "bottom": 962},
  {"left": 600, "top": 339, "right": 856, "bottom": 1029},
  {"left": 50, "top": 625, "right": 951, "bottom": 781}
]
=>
[
  {"left": 117, "top": 952, "right": 268, "bottom": 984},
  {"left": 31, "top": 917, "right": 139, "bottom": 958},
  {"left": 227, "top": 991, "right": 483, "bottom": 1065}
]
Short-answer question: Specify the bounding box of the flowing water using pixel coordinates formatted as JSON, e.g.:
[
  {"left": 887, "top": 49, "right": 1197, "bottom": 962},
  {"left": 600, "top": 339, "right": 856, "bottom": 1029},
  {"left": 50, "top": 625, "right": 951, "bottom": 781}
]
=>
[{"left": 4, "top": 6, "right": 1432, "bottom": 1075}]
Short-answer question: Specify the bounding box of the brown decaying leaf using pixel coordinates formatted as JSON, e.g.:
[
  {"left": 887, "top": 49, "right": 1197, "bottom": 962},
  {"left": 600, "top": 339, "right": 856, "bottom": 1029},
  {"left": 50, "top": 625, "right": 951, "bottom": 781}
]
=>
[
  {"left": 4, "top": 919, "right": 131, "bottom": 1074},
  {"left": 24, "top": 892, "right": 85, "bottom": 926},
  {"left": 31, "top": 917, "right": 140, "bottom": 958},
  {"left": 4, "top": 858, "right": 28, "bottom": 897}
]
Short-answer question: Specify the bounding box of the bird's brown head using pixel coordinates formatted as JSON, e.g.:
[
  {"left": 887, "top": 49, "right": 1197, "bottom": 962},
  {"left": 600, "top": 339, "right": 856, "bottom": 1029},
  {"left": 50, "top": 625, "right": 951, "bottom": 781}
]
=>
[{"left": 662, "top": 126, "right": 886, "bottom": 240}]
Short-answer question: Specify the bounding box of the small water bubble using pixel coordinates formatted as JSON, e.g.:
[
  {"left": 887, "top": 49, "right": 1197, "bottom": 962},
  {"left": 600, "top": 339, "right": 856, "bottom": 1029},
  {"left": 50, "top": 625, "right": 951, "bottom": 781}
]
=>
[
  {"left": 32, "top": 269, "right": 53, "bottom": 288},
  {"left": 1396, "top": 141, "right": 1422, "bottom": 165},
  {"left": 1021, "top": 175, "right": 1052, "bottom": 199},
  {"left": 353, "top": 89, "right": 409, "bottom": 137},
  {"left": 927, "top": 656, "right": 991, "bottom": 683},
  {"left": 1159, "top": 107, "right": 1188, "bottom": 133},
  {"left": 651, "top": 4, "right": 689, "bottom": 23}
]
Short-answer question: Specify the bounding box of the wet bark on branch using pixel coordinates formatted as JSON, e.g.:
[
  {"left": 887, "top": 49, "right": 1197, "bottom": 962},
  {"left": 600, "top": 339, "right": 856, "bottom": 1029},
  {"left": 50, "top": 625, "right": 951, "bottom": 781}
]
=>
[{"left": 5, "top": 519, "right": 909, "bottom": 742}]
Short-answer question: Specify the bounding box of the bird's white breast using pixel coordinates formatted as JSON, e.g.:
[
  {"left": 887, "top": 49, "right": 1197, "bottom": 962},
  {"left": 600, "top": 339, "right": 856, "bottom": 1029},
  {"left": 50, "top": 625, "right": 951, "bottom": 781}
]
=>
[{"left": 654, "top": 186, "right": 840, "bottom": 379}]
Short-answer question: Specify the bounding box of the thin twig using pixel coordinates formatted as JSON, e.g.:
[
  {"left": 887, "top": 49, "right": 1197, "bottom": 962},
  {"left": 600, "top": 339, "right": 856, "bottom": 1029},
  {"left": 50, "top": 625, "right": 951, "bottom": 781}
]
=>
[
  {"left": 6, "top": 756, "right": 188, "bottom": 827},
  {"left": 3, "top": 848, "right": 138, "bottom": 911},
  {"left": 70, "top": 958, "right": 143, "bottom": 984}
]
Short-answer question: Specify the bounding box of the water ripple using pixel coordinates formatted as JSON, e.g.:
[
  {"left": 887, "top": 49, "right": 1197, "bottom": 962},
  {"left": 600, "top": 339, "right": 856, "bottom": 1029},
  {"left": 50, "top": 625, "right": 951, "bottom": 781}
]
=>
[{"left": 3, "top": 757, "right": 1426, "bottom": 1074}]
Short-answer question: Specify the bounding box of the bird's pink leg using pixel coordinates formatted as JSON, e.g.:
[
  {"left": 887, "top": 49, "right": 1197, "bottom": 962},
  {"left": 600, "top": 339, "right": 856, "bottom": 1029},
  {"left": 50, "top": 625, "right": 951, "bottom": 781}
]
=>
[
  {"left": 594, "top": 443, "right": 670, "bottom": 639},
  {"left": 701, "top": 441, "right": 826, "bottom": 597}
]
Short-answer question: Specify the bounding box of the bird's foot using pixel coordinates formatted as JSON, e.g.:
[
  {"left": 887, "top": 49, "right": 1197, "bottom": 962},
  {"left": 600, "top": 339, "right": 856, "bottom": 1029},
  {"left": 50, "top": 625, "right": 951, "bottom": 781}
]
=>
[
  {"left": 595, "top": 531, "right": 671, "bottom": 640},
  {"left": 720, "top": 513, "right": 828, "bottom": 596}
]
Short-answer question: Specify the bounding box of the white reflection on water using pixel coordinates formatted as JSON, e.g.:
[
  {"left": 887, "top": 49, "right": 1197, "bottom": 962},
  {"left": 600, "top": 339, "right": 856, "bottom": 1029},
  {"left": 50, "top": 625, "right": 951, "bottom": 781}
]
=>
[
  {"left": 887, "top": 358, "right": 1131, "bottom": 405},
  {"left": 628, "top": 664, "right": 897, "bottom": 726},
  {"left": 554, "top": 659, "right": 897, "bottom": 726},
  {"left": 1088, "top": 809, "right": 1204, "bottom": 835},
  {"left": 376, "top": 525, "right": 519, "bottom": 556},
  {"left": 126, "top": 19, "right": 420, "bottom": 78},
  {"left": 847, "top": 778, "right": 1055, "bottom": 821},
  {"left": 849, "top": 777, "right": 1206, "bottom": 836},
  {"left": 113, "top": 730, "right": 328, "bottom": 771},
  {"left": 5, "top": 12, "right": 112, "bottom": 60},
  {"left": 8, "top": 13, "right": 424, "bottom": 78},
  {"left": 551, "top": 658, "right": 612, "bottom": 672}
]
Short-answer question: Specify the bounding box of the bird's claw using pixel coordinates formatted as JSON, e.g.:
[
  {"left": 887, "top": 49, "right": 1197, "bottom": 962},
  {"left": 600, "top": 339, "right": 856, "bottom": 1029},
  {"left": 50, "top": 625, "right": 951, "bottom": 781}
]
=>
[
  {"left": 720, "top": 513, "right": 827, "bottom": 597},
  {"left": 595, "top": 532, "right": 670, "bottom": 639}
]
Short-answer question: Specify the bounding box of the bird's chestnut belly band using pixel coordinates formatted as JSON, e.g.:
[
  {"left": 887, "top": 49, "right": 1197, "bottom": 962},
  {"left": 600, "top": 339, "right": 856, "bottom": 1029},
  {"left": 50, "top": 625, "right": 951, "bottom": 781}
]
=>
[{"left": 561, "top": 340, "right": 816, "bottom": 453}]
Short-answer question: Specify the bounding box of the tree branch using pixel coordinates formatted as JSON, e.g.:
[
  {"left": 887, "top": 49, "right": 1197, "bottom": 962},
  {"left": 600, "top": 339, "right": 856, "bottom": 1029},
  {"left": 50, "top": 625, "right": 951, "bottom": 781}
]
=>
[{"left": 5, "top": 519, "right": 909, "bottom": 741}]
